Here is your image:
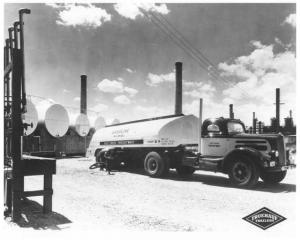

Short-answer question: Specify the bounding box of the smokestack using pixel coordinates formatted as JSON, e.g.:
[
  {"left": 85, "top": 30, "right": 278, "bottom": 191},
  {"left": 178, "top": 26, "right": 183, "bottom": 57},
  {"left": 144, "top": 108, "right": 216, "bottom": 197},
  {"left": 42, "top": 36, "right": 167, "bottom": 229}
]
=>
[
  {"left": 258, "top": 121, "right": 262, "bottom": 134},
  {"left": 80, "top": 75, "right": 87, "bottom": 114},
  {"left": 175, "top": 62, "right": 182, "bottom": 115},
  {"left": 229, "top": 104, "right": 234, "bottom": 119},
  {"left": 276, "top": 88, "right": 280, "bottom": 132},
  {"left": 290, "top": 110, "right": 292, "bottom": 118},
  {"left": 252, "top": 112, "right": 257, "bottom": 134}
]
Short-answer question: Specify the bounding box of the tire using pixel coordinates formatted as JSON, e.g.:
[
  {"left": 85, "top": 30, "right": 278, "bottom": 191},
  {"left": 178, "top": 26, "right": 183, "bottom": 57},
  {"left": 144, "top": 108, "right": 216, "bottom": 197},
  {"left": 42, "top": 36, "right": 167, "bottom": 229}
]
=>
[
  {"left": 144, "top": 152, "right": 169, "bottom": 177},
  {"left": 260, "top": 171, "right": 287, "bottom": 184},
  {"left": 228, "top": 157, "right": 259, "bottom": 188},
  {"left": 176, "top": 166, "right": 195, "bottom": 176}
]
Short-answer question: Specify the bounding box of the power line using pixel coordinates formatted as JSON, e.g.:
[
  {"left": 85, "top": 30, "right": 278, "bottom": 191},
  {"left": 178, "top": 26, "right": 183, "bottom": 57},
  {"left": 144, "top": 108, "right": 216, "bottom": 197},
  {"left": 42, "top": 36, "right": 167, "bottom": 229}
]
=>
[
  {"left": 149, "top": 9, "right": 253, "bottom": 99},
  {"left": 139, "top": 5, "right": 253, "bottom": 99}
]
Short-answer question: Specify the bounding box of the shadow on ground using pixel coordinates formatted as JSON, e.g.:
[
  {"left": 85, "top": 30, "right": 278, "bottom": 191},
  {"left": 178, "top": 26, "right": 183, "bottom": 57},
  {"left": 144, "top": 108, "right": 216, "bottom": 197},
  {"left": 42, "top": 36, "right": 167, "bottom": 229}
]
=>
[
  {"left": 9, "top": 198, "right": 72, "bottom": 230},
  {"left": 118, "top": 168, "right": 296, "bottom": 193}
]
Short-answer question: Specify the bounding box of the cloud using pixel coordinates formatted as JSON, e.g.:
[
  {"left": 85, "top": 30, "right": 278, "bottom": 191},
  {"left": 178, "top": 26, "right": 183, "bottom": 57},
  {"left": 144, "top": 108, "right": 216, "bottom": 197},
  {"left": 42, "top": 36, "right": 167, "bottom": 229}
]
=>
[
  {"left": 124, "top": 87, "right": 138, "bottom": 97},
  {"left": 62, "top": 89, "right": 70, "bottom": 94},
  {"left": 183, "top": 82, "right": 216, "bottom": 102},
  {"left": 45, "top": 3, "right": 62, "bottom": 9},
  {"left": 97, "top": 78, "right": 138, "bottom": 97},
  {"left": 47, "top": 3, "right": 112, "bottom": 28},
  {"left": 97, "top": 79, "right": 124, "bottom": 93},
  {"left": 183, "top": 99, "right": 226, "bottom": 120},
  {"left": 218, "top": 40, "right": 296, "bottom": 125},
  {"left": 114, "top": 95, "right": 131, "bottom": 105},
  {"left": 114, "top": 2, "right": 170, "bottom": 20},
  {"left": 283, "top": 13, "right": 296, "bottom": 28},
  {"left": 146, "top": 72, "right": 175, "bottom": 86},
  {"left": 133, "top": 105, "right": 170, "bottom": 119},
  {"left": 125, "top": 68, "right": 135, "bottom": 73},
  {"left": 90, "top": 103, "right": 108, "bottom": 113},
  {"left": 73, "top": 97, "right": 80, "bottom": 102}
]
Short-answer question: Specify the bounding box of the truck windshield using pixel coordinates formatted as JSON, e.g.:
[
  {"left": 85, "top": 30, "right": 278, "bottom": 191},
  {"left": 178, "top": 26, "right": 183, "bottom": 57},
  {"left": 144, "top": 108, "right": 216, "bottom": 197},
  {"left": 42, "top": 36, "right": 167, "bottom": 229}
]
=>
[{"left": 227, "top": 122, "right": 245, "bottom": 134}]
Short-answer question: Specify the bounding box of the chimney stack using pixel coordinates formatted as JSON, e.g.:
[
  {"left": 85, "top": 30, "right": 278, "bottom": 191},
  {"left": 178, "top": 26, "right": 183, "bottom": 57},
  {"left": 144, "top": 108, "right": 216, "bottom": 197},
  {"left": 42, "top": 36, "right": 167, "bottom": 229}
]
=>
[
  {"left": 290, "top": 110, "right": 292, "bottom": 118},
  {"left": 276, "top": 88, "right": 280, "bottom": 132},
  {"left": 80, "top": 75, "right": 87, "bottom": 114},
  {"left": 229, "top": 104, "right": 234, "bottom": 119},
  {"left": 175, "top": 62, "right": 182, "bottom": 115},
  {"left": 252, "top": 112, "right": 257, "bottom": 134}
]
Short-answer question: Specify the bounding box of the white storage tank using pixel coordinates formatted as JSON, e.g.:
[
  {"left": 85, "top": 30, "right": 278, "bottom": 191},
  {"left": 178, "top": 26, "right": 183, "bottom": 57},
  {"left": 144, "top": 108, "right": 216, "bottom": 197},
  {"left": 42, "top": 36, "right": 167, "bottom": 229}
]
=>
[
  {"left": 23, "top": 99, "right": 38, "bottom": 136},
  {"left": 36, "top": 101, "right": 70, "bottom": 138},
  {"left": 73, "top": 113, "right": 90, "bottom": 137},
  {"left": 111, "top": 118, "right": 120, "bottom": 125},
  {"left": 93, "top": 116, "right": 106, "bottom": 130}
]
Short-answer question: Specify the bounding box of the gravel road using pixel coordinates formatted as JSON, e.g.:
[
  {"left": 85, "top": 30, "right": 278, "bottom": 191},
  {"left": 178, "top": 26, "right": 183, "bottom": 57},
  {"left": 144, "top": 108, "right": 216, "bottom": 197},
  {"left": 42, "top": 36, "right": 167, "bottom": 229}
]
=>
[{"left": 5, "top": 157, "right": 296, "bottom": 237}]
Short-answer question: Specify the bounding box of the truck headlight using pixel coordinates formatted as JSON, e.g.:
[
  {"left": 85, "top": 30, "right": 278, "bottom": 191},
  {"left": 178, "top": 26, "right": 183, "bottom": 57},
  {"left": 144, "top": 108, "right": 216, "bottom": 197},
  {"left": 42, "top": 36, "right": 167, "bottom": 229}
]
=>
[
  {"left": 269, "top": 150, "right": 279, "bottom": 159},
  {"left": 288, "top": 149, "right": 296, "bottom": 165}
]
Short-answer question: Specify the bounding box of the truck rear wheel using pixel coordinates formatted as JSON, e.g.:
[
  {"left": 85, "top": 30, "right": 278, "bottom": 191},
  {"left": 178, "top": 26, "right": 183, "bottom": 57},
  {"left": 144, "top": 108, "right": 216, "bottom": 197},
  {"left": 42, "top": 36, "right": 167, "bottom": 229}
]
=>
[
  {"left": 176, "top": 166, "right": 195, "bottom": 176},
  {"left": 144, "top": 152, "right": 169, "bottom": 178},
  {"left": 260, "top": 171, "right": 287, "bottom": 184},
  {"left": 228, "top": 157, "right": 259, "bottom": 188}
]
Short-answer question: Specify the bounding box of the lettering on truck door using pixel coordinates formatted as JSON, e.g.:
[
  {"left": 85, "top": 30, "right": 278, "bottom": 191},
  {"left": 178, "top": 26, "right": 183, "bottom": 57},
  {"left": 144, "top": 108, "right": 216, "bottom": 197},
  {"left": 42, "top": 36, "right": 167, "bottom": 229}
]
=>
[
  {"left": 201, "top": 137, "right": 229, "bottom": 156},
  {"left": 201, "top": 122, "right": 229, "bottom": 157}
]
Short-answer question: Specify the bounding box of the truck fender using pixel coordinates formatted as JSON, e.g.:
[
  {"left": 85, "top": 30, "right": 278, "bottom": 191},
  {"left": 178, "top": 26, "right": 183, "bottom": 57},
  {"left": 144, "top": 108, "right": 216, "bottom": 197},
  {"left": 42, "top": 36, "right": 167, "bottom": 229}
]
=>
[{"left": 222, "top": 147, "right": 265, "bottom": 173}]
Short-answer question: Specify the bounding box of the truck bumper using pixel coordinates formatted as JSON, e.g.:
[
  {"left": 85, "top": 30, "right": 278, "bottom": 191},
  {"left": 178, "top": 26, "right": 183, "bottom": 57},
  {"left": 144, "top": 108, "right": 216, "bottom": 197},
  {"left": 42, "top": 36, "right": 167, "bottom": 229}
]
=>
[{"left": 265, "top": 164, "right": 296, "bottom": 172}]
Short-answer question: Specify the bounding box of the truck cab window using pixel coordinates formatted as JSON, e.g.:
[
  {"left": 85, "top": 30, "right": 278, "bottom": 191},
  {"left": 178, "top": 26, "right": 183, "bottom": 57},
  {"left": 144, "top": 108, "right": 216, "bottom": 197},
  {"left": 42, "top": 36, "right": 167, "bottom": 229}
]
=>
[
  {"left": 207, "top": 124, "right": 222, "bottom": 136},
  {"left": 227, "top": 122, "right": 245, "bottom": 134}
]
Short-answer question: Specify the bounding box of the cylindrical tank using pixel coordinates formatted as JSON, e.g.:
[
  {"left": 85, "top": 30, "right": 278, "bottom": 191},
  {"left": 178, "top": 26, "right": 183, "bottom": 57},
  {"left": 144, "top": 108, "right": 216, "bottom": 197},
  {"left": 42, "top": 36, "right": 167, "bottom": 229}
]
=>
[
  {"left": 93, "top": 116, "right": 106, "bottom": 130},
  {"left": 36, "top": 101, "right": 70, "bottom": 137},
  {"left": 111, "top": 118, "right": 120, "bottom": 125},
  {"left": 71, "top": 113, "right": 90, "bottom": 137},
  {"left": 23, "top": 99, "right": 38, "bottom": 136}
]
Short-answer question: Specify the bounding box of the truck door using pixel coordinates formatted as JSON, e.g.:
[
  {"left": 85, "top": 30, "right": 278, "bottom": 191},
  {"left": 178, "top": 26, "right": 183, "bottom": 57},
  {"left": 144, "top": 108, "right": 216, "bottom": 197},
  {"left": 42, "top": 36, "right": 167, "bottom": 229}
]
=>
[{"left": 201, "top": 123, "right": 229, "bottom": 157}]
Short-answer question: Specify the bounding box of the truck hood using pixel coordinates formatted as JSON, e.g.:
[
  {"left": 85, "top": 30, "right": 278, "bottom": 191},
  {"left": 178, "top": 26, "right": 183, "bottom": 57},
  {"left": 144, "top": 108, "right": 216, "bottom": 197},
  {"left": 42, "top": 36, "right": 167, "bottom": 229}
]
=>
[{"left": 233, "top": 133, "right": 281, "bottom": 139}]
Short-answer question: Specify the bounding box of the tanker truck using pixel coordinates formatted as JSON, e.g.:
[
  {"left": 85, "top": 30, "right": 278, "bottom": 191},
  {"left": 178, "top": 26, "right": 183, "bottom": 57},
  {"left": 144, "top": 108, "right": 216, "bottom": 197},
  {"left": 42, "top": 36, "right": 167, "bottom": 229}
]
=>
[
  {"left": 87, "top": 62, "right": 295, "bottom": 187},
  {"left": 87, "top": 112, "right": 295, "bottom": 187}
]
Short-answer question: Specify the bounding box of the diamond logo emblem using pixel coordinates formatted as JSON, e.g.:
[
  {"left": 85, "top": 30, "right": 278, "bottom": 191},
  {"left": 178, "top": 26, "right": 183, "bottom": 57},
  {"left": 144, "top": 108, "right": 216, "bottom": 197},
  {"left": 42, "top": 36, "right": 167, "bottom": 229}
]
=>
[{"left": 243, "top": 207, "right": 286, "bottom": 230}]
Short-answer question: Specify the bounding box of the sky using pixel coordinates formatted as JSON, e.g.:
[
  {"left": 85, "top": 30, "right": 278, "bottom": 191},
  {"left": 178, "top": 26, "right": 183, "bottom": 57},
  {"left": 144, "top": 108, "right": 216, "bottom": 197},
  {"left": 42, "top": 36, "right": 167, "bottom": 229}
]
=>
[{"left": 4, "top": 2, "right": 296, "bottom": 126}]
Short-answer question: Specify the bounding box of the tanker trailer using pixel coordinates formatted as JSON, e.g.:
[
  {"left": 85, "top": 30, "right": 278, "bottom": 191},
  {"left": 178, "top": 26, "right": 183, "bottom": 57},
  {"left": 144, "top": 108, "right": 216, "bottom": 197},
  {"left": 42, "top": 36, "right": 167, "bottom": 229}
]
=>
[{"left": 87, "top": 114, "right": 199, "bottom": 177}]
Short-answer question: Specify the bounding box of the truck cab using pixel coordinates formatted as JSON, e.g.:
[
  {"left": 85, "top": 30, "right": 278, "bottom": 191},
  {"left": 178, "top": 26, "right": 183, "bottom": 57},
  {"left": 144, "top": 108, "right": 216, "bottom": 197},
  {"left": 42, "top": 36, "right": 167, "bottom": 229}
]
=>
[
  {"left": 201, "top": 118, "right": 246, "bottom": 156},
  {"left": 190, "top": 117, "right": 296, "bottom": 187}
]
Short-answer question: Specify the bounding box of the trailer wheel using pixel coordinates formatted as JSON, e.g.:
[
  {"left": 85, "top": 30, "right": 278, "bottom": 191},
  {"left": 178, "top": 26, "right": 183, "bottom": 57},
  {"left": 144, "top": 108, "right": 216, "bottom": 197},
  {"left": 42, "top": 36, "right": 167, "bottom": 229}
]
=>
[
  {"left": 144, "top": 152, "right": 168, "bottom": 178},
  {"left": 176, "top": 166, "right": 195, "bottom": 176},
  {"left": 260, "top": 171, "right": 287, "bottom": 184},
  {"left": 228, "top": 157, "right": 259, "bottom": 188}
]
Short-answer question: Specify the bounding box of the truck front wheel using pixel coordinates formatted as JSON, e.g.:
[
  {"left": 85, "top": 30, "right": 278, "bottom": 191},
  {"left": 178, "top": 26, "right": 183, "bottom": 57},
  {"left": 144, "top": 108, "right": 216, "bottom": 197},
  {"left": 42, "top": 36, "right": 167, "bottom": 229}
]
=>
[
  {"left": 228, "top": 157, "right": 259, "bottom": 188},
  {"left": 260, "top": 171, "right": 287, "bottom": 184},
  {"left": 176, "top": 166, "right": 195, "bottom": 176},
  {"left": 144, "top": 152, "right": 169, "bottom": 178}
]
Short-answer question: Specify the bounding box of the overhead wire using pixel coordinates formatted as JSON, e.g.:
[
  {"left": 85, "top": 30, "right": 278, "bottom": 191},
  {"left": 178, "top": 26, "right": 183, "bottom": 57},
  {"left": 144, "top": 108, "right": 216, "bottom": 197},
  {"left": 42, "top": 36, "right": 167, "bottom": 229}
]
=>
[
  {"left": 138, "top": 4, "right": 253, "bottom": 99},
  {"left": 151, "top": 10, "right": 254, "bottom": 99}
]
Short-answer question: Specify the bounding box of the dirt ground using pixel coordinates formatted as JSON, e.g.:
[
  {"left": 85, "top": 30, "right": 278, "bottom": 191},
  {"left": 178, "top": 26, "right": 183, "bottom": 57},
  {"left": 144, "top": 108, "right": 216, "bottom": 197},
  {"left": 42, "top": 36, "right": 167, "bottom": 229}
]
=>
[{"left": 4, "top": 156, "right": 297, "bottom": 237}]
